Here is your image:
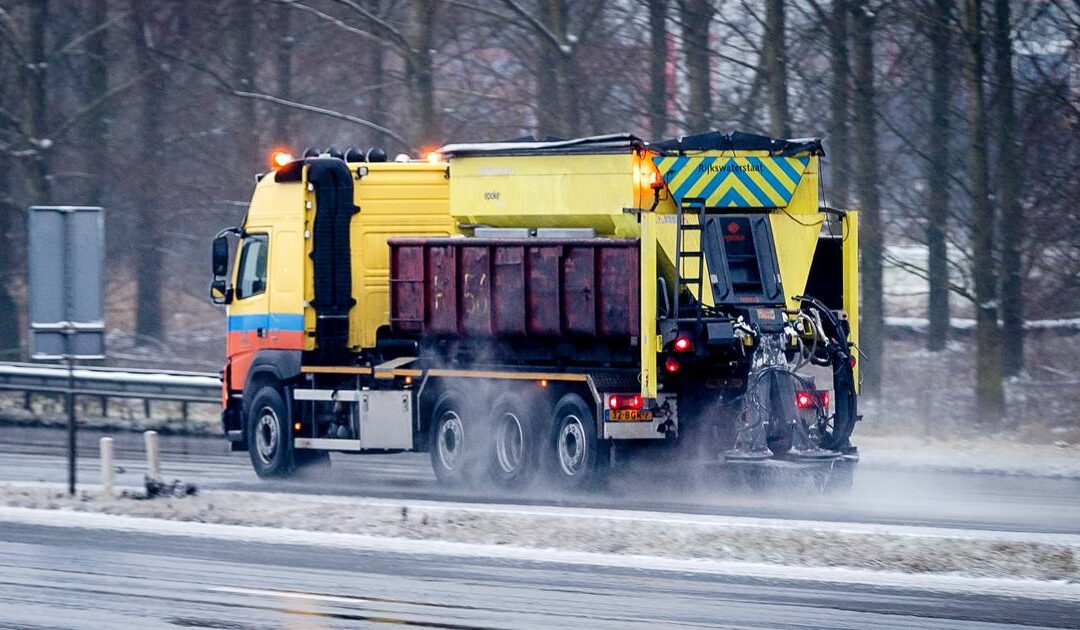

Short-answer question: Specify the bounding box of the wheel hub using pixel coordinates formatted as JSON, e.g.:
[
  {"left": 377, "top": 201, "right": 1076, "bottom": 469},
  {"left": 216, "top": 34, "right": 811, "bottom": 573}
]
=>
[
  {"left": 557, "top": 415, "right": 586, "bottom": 476},
  {"left": 255, "top": 407, "right": 279, "bottom": 465},
  {"left": 437, "top": 412, "right": 464, "bottom": 471},
  {"left": 495, "top": 412, "right": 524, "bottom": 474}
]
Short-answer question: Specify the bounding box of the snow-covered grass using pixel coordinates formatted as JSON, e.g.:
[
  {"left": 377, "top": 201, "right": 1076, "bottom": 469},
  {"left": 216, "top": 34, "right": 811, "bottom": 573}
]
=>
[
  {"left": 1, "top": 483, "right": 1077, "bottom": 584},
  {"left": 856, "top": 433, "right": 1080, "bottom": 478}
]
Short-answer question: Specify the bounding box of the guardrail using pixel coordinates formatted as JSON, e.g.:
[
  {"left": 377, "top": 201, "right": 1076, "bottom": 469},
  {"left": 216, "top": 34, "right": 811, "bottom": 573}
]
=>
[{"left": 0, "top": 362, "right": 220, "bottom": 418}]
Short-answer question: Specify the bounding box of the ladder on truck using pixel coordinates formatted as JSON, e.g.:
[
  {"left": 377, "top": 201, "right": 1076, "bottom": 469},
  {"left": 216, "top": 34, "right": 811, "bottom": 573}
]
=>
[{"left": 673, "top": 198, "right": 708, "bottom": 327}]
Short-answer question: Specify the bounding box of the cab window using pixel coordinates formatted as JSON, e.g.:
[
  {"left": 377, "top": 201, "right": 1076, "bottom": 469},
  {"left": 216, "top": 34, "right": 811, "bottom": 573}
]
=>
[{"left": 235, "top": 234, "right": 268, "bottom": 299}]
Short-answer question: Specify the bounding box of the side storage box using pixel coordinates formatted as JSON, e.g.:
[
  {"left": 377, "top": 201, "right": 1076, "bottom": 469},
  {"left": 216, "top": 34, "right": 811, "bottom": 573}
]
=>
[{"left": 389, "top": 238, "right": 639, "bottom": 342}]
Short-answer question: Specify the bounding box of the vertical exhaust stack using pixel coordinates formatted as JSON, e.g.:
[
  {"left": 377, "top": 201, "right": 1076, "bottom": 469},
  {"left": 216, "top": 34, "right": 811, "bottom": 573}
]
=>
[{"left": 305, "top": 158, "right": 359, "bottom": 357}]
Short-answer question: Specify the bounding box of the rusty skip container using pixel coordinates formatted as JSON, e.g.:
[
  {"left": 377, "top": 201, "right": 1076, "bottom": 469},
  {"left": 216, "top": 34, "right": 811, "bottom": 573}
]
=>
[{"left": 389, "top": 238, "right": 639, "bottom": 341}]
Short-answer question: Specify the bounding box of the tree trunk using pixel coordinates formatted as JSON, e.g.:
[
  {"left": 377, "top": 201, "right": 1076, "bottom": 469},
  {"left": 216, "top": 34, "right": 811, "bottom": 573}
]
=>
[
  {"left": 993, "top": 0, "right": 1022, "bottom": 375},
  {"left": 534, "top": 0, "right": 577, "bottom": 139},
  {"left": 367, "top": 0, "right": 388, "bottom": 149},
  {"left": 86, "top": 0, "right": 109, "bottom": 208},
  {"left": 827, "top": 0, "right": 850, "bottom": 207},
  {"left": 406, "top": 0, "right": 440, "bottom": 149},
  {"left": 927, "top": 0, "right": 953, "bottom": 351},
  {"left": 764, "top": 0, "right": 790, "bottom": 137},
  {"left": 851, "top": 0, "right": 883, "bottom": 397},
  {"left": 679, "top": 0, "right": 713, "bottom": 132},
  {"left": 273, "top": 0, "right": 293, "bottom": 145},
  {"left": 233, "top": 0, "right": 257, "bottom": 171},
  {"left": 0, "top": 34, "right": 19, "bottom": 358},
  {"left": 0, "top": 138, "right": 17, "bottom": 360},
  {"left": 647, "top": 0, "right": 669, "bottom": 139},
  {"left": 963, "top": 0, "right": 1004, "bottom": 422},
  {"left": 25, "top": 0, "right": 51, "bottom": 203},
  {"left": 132, "top": 1, "right": 165, "bottom": 341}
]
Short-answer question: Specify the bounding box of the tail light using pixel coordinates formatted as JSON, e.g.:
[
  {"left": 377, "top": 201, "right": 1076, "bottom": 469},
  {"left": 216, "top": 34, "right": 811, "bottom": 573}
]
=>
[
  {"left": 673, "top": 336, "right": 693, "bottom": 352},
  {"left": 796, "top": 390, "right": 831, "bottom": 410},
  {"left": 665, "top": 357, "right": 681, "bottom": 373},
  {"left": 609, "top": 394, "right": 643, "bottom": 410}
]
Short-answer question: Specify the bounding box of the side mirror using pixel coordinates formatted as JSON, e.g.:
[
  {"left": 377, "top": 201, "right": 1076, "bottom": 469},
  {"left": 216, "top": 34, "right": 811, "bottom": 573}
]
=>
[
  {"left": 212, "top": 235, "right": 230, "bottom": 278},
  {"left": 210, "top": 234, "right": 233, "bottom": 305},
  {"left": 210, "top": 278, "right": 232, "bottom": 305}
]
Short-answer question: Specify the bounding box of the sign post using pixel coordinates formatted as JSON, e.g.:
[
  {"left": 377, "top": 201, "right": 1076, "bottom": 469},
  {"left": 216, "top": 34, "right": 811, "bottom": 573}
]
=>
[{"left": 28, "top": 206, "right": 105, "bottom": 495}]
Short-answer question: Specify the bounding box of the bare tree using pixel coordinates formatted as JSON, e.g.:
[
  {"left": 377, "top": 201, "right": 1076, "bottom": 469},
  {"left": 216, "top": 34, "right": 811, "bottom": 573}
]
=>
[
  {"left": 678, "top": 0, "right": 714, "bottom": 131},
  {"left": 85, "top": 0, "right": 109, "bottom": 208},
  {"left": 962, "top": 0, "right": 1004, "bottom": 421},
  {"left": 827, "top": 0, "right": 851, "bottom": 207},
  {"left": 405, "top": 0, "right": 440, "bottom": 147},
  {"left": 131, "top": 0, "right": 166, "bottom": 341},
  {"left": 24, "top": 0, "right": 51, "bottom": 203},
  {"left": 233, "top": 0, "right": 258, "bottom": 171},
  {"left": 0, "top": 18, "right": 19, "bottom": 358},
  {"left": 273, "top": 0, "right": 294, "bottom": 145},
  {"left": 927, "top": 0, "right": 953, "bottom": 351},
  {"left": 764, "top": 0, "right": 790, "bottom": 137},
  {"left": 647, "top": 0, "right": 669, "bottom": 139},
  {"left": 993, "top": 0, "right": 1022, "bottom": 375},
  {"left": 851, "top": 0, "right": 883, "bottom": 396}
]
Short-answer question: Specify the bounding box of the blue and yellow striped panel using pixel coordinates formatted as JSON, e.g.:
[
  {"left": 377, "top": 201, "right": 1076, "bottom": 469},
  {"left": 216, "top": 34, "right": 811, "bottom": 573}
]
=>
[{"left": 652, "top": 155, "right": 810, "bottom": 208}]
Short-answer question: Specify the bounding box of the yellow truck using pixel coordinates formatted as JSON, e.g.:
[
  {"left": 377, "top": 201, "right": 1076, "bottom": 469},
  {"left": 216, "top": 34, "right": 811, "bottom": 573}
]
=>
[{"left": 210, "top": 132, "right": 861, "bottom": 488}]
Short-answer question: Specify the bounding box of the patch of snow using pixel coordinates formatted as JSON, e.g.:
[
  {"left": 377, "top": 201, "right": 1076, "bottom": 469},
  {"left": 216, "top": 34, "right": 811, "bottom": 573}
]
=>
[
  {"left": 1, "top": 505, "right": 1077, "bottom": 602},
  {"left": 0, "top": 485, "right": 1077, "bottom": 585}
]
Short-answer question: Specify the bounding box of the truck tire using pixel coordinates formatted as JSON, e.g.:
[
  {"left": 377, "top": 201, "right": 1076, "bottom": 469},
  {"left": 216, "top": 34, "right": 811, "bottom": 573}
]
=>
[
  {"left": 486, "top": 393, "right": 540, "bottom": 489},
  {"left": 246, "top": 385, "right": 297, "bottom": 478},
  {"left": 429, "top": 391, "right": 479, "bottom": 485},
  {"left": 546, "top": 393, "right": 604, "bottom": 489}
]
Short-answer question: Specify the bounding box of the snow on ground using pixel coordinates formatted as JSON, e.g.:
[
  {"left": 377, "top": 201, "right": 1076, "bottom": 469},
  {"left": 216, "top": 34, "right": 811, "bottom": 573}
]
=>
[
  {"left": 856, "top": 434, "right": 1080, "bottom": 478},
  {"left": 1, "top": 483, "right": 1077, "bottom": 584}
]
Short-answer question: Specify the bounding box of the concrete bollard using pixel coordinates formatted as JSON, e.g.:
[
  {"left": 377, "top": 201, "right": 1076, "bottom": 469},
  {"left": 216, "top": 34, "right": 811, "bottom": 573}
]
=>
[
  {"left": 99, "top": 437, "right": 114, "bottom": 496},
  {"left": 144, "top": 430, "right": 161, "bottom": 482}
]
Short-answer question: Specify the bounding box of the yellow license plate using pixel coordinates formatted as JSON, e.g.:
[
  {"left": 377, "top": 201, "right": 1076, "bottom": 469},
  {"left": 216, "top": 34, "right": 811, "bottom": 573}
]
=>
[{"left": 610, "top": 409, "right": 654, "bottom": 422}]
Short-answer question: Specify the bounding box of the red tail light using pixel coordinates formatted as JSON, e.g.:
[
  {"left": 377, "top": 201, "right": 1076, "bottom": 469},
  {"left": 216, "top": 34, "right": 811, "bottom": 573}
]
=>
[
  {"left": 665, "top": 357, "right": 681, "bottom": 373},
  {"left": 609, "top": 394, "right": 644, "bottom": 410},
  {"left": 673, "top": 336, "right": 693, "bottom": 352},
  {"left": 796, "top": 390, "right": 831, "bottom": 410}
]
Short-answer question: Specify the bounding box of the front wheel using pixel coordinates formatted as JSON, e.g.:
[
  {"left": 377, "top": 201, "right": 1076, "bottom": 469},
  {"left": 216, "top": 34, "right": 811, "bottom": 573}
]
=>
[
  {"left": 246, "top": 385, "right": 297, "bottom": 478},
  {"left": 545, "top": 393, "right": 605, "bottom": 489}
]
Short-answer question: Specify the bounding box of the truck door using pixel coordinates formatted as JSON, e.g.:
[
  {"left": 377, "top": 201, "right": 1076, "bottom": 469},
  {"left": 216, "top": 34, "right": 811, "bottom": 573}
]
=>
[{"left": 227, "top": 231, "right": 270, "bottom": 386}]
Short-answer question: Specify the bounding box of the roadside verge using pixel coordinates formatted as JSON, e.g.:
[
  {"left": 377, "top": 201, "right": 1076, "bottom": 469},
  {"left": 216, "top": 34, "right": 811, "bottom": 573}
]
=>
[{"left": 1, "top": 483, "right": 1077, "bottom": 598}]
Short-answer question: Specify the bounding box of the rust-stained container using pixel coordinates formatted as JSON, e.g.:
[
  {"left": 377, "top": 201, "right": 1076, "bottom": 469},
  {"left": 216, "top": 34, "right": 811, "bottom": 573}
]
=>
[{"left": 389, "top": 238, "right": 639, "bottom": 342}]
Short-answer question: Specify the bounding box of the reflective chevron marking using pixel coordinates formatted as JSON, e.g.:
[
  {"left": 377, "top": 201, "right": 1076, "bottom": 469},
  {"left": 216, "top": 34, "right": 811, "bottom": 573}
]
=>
[{"left": 653, "top": 155, "right": 809, "bottom": 208}]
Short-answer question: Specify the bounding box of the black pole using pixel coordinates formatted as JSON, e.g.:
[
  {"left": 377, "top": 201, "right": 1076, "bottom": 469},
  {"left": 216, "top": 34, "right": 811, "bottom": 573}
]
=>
[{"left": 67, "top": 350, "right": 76, "bottom": 496}]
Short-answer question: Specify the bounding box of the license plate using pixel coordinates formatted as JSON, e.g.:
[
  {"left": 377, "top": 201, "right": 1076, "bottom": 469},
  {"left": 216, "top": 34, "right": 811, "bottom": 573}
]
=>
[{"left": 610, "top": 409, "right": 654, "bottom": 422}]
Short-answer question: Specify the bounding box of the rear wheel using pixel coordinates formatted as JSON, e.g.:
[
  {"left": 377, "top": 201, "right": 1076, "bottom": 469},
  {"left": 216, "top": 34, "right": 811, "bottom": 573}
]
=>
[
  {"left": 429, "top": 391, "right": 479, "bottom": 485},
  {"left": 486, "top": 393, "right": 540, "bottom": 489},
  {"left": 546, "top": 393, "right": 605, "bottom": 489}
]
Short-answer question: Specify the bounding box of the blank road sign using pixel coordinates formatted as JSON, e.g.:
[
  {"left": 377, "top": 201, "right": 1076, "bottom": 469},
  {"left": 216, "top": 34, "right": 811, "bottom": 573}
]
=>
[{"left": 28, "top": 206, "right": 105, "bottom": 359}]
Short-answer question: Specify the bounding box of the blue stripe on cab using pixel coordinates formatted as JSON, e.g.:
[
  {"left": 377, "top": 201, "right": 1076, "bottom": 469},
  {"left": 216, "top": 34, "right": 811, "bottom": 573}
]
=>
[{"left": 228, "top": 313, "right": 304, "bottom": 332}]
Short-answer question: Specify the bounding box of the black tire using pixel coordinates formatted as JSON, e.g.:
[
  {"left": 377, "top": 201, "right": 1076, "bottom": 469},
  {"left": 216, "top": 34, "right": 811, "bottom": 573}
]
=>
[
  {"left": 485, "top": 392, "right": 540, "bottom": 489},
  {"left": 246, "top": 385, "right": 297, "bottom": 478},
  {"left": 429, "top": 391, "right": 480, "bottom": 485},
  {"left": 545, "top": 393, "right": 605, "bottom": 489}
]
